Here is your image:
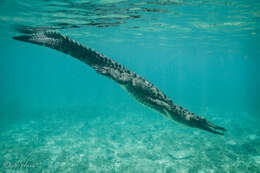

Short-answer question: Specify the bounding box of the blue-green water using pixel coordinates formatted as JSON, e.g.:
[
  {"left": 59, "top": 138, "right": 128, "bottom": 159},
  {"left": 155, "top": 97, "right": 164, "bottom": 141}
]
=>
[{"left": 0, "top": 0, "right": 259, "bottom": 172}]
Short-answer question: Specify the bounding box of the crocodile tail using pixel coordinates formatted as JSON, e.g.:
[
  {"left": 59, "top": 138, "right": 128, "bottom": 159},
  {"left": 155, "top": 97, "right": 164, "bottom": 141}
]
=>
[{"left": 13, "top": 31, "right": 112, "bottom": 69}]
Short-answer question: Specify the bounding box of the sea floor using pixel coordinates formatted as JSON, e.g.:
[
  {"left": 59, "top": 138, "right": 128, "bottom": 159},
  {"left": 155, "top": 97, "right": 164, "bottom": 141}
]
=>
[{"left": 0, "top": 106, "right": 259, "bottom": 173}]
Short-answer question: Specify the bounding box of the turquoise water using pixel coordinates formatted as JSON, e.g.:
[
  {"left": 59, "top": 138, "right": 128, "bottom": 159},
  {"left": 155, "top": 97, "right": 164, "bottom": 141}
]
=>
[{"left": 0, "top": 0, "right": 259, "bottom": 172}]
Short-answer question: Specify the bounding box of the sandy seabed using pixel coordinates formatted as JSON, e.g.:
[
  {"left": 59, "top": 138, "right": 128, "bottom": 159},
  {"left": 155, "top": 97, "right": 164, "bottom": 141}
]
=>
[{"left": 0, "top": 106, "right": 259, "bottom": 173}]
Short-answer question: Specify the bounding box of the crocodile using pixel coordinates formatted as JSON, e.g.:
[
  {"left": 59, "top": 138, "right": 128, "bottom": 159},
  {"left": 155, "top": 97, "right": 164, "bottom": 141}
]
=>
[{"left": 13, "top": 31, "right": 226, "bottom": 135}]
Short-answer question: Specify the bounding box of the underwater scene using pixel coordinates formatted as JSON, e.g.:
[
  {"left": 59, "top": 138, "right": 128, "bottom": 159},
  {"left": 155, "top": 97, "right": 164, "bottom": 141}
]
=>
[{"left": 0, "top": 0, "right": 259, "bottom": 172}]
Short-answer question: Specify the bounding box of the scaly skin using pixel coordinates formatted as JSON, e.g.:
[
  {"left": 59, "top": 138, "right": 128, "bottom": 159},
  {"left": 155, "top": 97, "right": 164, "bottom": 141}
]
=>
[{"left": 13, "top": 31, "right": 226, "bottom": 135}]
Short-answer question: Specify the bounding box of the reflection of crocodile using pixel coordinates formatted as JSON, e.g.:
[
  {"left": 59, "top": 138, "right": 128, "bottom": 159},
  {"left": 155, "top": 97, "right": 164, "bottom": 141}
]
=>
[{"left": 13, "top": 31, "right": 226, "bottom": 135}]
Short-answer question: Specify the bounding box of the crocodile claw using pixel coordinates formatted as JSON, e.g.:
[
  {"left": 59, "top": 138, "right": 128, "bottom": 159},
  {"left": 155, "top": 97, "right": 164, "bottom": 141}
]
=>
[{"left": 198, "top": 118, "right": 226, "bottom": 135}]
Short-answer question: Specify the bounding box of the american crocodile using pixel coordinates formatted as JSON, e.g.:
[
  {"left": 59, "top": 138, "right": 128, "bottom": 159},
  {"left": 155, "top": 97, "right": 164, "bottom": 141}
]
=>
[{"left": 13, "top": 31, "right": 226, "bottom": 135}]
